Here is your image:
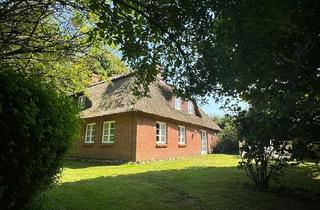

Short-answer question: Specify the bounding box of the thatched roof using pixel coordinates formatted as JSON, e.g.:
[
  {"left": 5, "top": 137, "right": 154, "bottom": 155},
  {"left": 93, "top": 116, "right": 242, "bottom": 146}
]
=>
[{"left": 80, "top": 73, "right": 221, "bottom": 131}]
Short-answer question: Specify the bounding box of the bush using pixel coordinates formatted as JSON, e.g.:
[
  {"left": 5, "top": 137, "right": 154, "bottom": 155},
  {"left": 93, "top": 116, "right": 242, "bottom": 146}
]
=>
[
  {"left": 0, "top": 71, "right": 79, "bottom": 209},
  {"left": 213, "top": 116, "right": 239, "bottom": 154},
  {"left": 236, "top": 109, "right": 290, "bottom": 190}
]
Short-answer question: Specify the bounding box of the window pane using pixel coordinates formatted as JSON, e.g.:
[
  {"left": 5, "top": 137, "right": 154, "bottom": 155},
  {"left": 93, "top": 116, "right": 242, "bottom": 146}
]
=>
[
  {"left": 175, "top": 98, "right": 181, "bottom": 110},
  {"left": 85, "top": 124, "right": 95, "bottom": 143},
  {"left": 161, "top": 123, "right": 165, "bottom": 130},
  {"left": 109, "top": 135, "right": 115, "bottom": 142},
  {"left": 161, "top": 136, "right": 165, "bottom": 143},
  {"left": 102, "top": 121, "right": 115, "bottom": 143},
  {"left": 110, "top": 122, "right": 115, "bottom": 128},
  {"left": 86, "top": 128, "right": 90, "bottom": 137},
  {"left": 188, "top": 100, "right": 193, "bottom": 113},
  {"left": 156, "top": 122, "right": 166, "bottom": 143}
]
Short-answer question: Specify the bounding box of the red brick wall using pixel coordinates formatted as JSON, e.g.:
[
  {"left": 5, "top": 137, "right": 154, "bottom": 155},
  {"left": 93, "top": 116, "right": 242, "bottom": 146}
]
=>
[
  {"left": 72, "top": 111, "right": 218, "bottom": 161},
  {"left": 71, "top": 112, "right": 136, "bottom": 161},
  {"left": 135, "top": 113, "right": 218, "bottom": 161}
]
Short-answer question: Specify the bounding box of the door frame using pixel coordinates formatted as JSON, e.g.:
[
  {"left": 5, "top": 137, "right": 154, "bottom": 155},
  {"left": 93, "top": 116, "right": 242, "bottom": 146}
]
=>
[{"left": 200, "top": 130, "right": 207, "bottom": 154}]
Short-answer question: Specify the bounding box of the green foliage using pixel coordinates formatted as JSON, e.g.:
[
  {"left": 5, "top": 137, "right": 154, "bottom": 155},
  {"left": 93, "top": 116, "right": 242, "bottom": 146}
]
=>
[
  {"left": 0, "top": 70, "right": 79, "bottom": 209},
  {"left": 88, "top": 0, "right": 320, "bottom": 143},
  {"left": 0, "top": 1, "right": 128, "bottom": 94},
  {"left": 236, "top": 109, "right": 292, "bottom": 190},
  {"left": 31, "top": 45, "right": 128, "bottom": 94},
  {"left": 292, "top": 139, "right": 320, "bottom": 165},
  {"left": 87, "top": 0, "right": 319, "bottom": 188},
  {"left": 212, "top": 116, "right": 239, "bottom": 154}
]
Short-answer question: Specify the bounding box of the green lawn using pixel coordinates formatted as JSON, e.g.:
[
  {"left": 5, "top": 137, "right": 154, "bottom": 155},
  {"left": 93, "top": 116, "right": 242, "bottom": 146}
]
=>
[{"left": 33, "top": 155, "right": 320, "bottom": 210}]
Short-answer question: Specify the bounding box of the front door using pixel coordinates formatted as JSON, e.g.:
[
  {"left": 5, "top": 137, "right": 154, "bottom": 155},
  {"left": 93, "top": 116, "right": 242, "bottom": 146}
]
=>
[{"left": 200, "top": 130, "right": 207, "bottom": 154}]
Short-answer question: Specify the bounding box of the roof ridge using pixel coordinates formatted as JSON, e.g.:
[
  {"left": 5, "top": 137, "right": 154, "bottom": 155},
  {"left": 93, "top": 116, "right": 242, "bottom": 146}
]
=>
[
  {"left": 110, "top": 72, "right": 133, "bottom": 81},
  {"left": 87, "top": 72, "right": 133, "bottom": 88}
]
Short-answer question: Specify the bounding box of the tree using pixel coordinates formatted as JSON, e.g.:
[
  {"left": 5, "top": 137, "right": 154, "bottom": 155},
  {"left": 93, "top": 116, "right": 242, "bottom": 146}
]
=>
[
  {"left": 0, "top": 70, "right": 79, "bottom": 209},
  {"left": 236, "top": 109, "right": 292, "bottom": 190},
  {"left": 0, "top": 1, "right": 128, "bottom": 208},
  {"left": 31, "top": 44, "right": 128, "bottom": 93},
  {"left": 212, "top": 116, "right": 239, "bottom": 154},
  {"left": 86, "top": 0, "right": 320, "bottom": 188},
  {"left": 0, "top": 0, "right": 128, "bottom": 93},
  {"left": 0, "top": 0, "right": 90, "bottom": 61}
]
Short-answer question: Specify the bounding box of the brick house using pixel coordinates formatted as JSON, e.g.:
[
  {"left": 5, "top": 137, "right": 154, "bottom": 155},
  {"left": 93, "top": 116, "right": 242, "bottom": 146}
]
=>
[{"left": 72, "top": 73, "right": 221, "bottom": 161}]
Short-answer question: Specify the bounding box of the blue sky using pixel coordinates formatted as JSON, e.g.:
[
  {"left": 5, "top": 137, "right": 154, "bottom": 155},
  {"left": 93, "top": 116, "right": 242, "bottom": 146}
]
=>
[
  {"left": 199, "top": 97, "right": 249, "bottom": 117},
  {"left": 199, "top": 98, "right": 226, "bottom": 117}
]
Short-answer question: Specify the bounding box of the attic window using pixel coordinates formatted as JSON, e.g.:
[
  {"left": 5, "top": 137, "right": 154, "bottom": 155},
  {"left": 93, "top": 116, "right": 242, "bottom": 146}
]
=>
[
  {"left": 175, "top": 97, "right": 181, "bottom": 110},
  {"left": 188, "top": 100, "right": 193, "bottom": 114},
  {"left": 78, "top": 95, "right": 85, "bottom": 109}
]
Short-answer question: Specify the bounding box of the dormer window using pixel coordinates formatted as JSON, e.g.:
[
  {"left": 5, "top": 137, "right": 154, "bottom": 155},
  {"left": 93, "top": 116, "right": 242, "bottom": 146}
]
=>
[
  {"left": 188, "top": 100, "right": 193, "bottom": 114},
  {"left": 175, "top": 97, "right": 181, "bottom": 110},
  {"left": 78, "top": 95, "right": 85, "bottom": 109}
]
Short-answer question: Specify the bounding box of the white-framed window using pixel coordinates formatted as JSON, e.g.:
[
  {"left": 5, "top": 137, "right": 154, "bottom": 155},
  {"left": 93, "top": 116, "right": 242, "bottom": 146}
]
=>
[
  {"left": 175, "top": 97, "right": 181, "bottom": 110},
  {"left": 102, "top": 121, "right": 115, "bottom": 143},
  {"left": 178, "top": 125, "right": 186, "bottom": 144},
  {"left": 156, "top": 122, "right": 166, "bottom": 144},
  {"left": 85, "top": 123, "right": 96, "bottom": 143},
  {"left": 78, "top": 95, "right": 85, "bottom": 109},
  {"left": 188, "top": 100, "right": 193, "bottom": 114}
]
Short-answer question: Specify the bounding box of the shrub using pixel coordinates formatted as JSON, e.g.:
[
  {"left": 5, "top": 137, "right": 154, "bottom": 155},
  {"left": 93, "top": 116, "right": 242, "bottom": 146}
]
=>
[
  {"left": 236, "top": 109, "right": 291, "bottom": 190},
  {"left": 213, "top": 116, "right": 239, "bottom": 154},
  {"left": 0, "top": 71, "right": 79, "bottom": 209}
]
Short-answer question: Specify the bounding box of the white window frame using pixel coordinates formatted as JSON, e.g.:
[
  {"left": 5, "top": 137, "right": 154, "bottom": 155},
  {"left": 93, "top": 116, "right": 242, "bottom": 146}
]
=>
[
  {"left": 102, "top": 121, "right": 115, "bottom": 143},
  {"left": 188, "top": 100, "right": 193, "bottom": 114},
  {"left": 156, "top": 122, "right": 166, "bottom": 144},
  {"left": 178, "top": 125, "right": 186, "bottom": 144},
  {"left": 78, "top": 95, "right": 85, "bottom": 109},
  {"left": 200, "top": 130, "right": 208, "bottom": 154},
  {"left": 85, "top": 123, "right": 96, "bottom": 143},
  {"left": 175, "top": 97, "right": 181, "bottom": 110}
]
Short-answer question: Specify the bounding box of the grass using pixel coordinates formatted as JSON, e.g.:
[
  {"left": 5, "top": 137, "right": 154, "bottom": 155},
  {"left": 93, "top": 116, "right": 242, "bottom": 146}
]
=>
[{"left": 32, "top": 154, "right": 320, "bottom": 210}]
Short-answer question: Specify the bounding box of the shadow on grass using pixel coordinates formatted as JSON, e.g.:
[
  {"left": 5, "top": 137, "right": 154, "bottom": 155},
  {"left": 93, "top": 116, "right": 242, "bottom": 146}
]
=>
[
  {"left": 33, "top": 165, "right": 320, "bottom": 210},
  {"left": 64, "top": 159, "right": 128, "bottom": 169},
  {"left": 291, "top": 163, "right": 320, "bottom": 179}
]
